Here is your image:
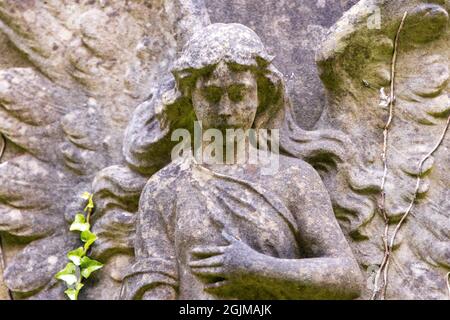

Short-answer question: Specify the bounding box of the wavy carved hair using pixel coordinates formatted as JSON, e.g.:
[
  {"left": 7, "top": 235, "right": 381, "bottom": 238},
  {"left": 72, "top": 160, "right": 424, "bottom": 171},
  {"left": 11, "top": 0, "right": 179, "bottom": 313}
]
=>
[{"left": 124, "top": 23, "right": 290, "bottom": 174}]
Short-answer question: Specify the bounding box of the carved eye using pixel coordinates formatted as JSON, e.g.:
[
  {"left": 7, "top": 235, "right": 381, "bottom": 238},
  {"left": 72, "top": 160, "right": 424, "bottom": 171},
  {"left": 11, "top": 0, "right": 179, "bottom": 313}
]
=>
[
  {"left": 202, "top": 86, "right": 223, "bottom": 104},
  {"left": 227, "top": 84, "right": 247, "bottom": 102}
]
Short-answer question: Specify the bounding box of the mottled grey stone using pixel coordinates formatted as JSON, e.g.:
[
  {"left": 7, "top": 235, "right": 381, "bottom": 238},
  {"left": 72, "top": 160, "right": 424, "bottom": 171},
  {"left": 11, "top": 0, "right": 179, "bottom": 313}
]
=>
[
  {"left": 0, "top": 0, "right": 209, "bottom": 300},
  {"left": 0, "top": 0, "right": 448, "bottom": 301},
  {"left": 313, "top": 0, "right": 450, "bottom": 300},
  {"left": 119, "top": 23, "right": 363, "bottom": 299},
  {"left": 0, "top": 242, "right": 9, "bottom": 300}
]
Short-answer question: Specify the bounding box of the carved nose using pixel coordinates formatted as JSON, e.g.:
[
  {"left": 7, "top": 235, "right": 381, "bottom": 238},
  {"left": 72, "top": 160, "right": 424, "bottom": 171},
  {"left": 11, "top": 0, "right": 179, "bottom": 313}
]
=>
[{"left": 218, "top": 94, "right": 232, "bottom": 116}]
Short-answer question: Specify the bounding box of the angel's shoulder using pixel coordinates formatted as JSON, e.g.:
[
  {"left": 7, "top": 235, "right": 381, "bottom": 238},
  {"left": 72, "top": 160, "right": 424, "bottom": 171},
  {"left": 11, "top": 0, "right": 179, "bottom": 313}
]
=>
[
  {"left": 278, "top": 155, "right": 321, "bottom": 181},
  {"left": 140, "top": 161, "right": 187, "bottom": 203}
]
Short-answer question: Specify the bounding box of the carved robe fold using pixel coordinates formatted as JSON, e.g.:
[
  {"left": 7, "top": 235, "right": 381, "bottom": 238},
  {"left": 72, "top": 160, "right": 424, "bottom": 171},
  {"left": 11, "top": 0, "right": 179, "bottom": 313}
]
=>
[{"left": 120, "top": 156, "right": 334, "bottom": 299}]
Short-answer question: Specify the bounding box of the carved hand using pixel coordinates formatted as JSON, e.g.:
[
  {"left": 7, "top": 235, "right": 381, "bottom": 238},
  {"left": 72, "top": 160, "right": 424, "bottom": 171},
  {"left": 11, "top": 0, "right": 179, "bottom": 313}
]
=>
[{"left": 189, "top": 232, "right": 260, "bottom": 294}]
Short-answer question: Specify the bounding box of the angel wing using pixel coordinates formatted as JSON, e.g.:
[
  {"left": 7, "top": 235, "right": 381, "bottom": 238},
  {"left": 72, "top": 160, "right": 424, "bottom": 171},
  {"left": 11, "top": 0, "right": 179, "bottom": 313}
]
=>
[
  {"left": 0, "top": 0, "right": 209, "bottom": 300},
  {"left": 314, "top": 0, "right": 450, "bottom": 299}
]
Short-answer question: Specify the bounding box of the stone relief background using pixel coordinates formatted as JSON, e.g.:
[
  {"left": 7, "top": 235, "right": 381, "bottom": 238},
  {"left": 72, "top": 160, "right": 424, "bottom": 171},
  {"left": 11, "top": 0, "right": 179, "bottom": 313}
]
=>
[
  {"left": 314, "top": 0, "right": 449, "bottom": 299},
  {"left": 0, "top": 0, "right": 448, "bottom": 300},
  {"left": 206, "top": 0, "right": 359, "bottom": 129},
  {"left": 0, "top": 0, "right": 210, "bottom": 300}
]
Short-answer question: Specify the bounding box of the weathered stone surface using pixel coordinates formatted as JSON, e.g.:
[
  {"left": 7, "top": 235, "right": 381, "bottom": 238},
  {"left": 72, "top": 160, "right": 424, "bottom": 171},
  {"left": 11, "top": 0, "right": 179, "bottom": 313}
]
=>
[
  {"left": 0, "top": 32, "right": 31, "bottom": 70},
  {"left": 313, "top": 0, "right": 450, "bottom": 300},
  {"left": 0, "top": 0, "right": 209, "bottom": 300},
  {"left": 119, "top": 23, "right": 363, "bottom": 300},
  {"left": 205, "top": 0, "right": 358, "bottom": 129},
  {"left": 0, "top": 0, "right": 448, "bottom": 301},
  {"left": 0, "top": 245, "right": 9, "bottom": 300}
]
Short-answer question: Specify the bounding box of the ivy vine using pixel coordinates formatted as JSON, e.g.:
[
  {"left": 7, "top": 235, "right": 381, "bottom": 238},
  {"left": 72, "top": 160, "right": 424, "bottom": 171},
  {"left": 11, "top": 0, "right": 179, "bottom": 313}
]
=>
[{"left": 55, "top": 192, "right": 103, "bottom": 300}]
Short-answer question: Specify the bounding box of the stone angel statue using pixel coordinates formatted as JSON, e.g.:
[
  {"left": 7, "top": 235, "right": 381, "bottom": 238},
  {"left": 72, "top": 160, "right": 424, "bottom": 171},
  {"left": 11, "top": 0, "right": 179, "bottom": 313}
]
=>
[
  {"left": 115, "top": 23, "right": 364, "bottom": 300},
  {"left": 95, "top": 0, "right": 450, "bottom": 300},
  {"left": 1, "top": 0, "right": 447, "bottom": 301}
]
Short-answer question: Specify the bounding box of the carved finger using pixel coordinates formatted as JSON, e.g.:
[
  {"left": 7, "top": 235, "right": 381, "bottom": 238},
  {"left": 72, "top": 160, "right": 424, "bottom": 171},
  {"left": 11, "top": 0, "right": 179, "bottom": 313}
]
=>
[
  {"left": 191, "top": 267, "right": 226, "bottom": 278},
  {"left": 191, "top": 246, "right": 227, "bottom": 258},
  {"left": 221, "top": 230, "right": 240, "bottom": 244},
  {"left": 204, "top": 280, "right": 231, "bottom": 291},
  {"left": 189, "top": 255, "right": 223, "bottom": 268}
]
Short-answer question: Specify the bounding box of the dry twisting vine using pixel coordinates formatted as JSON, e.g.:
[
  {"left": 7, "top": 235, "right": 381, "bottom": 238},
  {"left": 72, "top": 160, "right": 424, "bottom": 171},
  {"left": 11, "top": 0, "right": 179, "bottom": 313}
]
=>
[
  {"left": 372, "top": 11, "right": 450, "bottom": 300},
  {"left": 371, "top": 11, "right": 409, "bottom": 300}
]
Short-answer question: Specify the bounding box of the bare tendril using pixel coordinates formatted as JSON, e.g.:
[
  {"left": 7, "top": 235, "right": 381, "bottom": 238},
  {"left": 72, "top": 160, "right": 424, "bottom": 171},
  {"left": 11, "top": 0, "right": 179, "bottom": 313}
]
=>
[
  {"left": 372, "top": 11, "right": 450, "bottom": 300},
  {"left": 371, "top": 11, "right": 408, "bottom": 300},
  {"left": 381, "top": 115, "right": 450, "bottom": 298}
]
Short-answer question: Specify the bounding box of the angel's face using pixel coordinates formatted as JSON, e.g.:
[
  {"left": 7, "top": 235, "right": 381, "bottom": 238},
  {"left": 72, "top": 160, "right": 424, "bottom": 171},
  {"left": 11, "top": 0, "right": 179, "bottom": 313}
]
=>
[{"left": 192, "top": 61, "right": 258, "bottom": 131}]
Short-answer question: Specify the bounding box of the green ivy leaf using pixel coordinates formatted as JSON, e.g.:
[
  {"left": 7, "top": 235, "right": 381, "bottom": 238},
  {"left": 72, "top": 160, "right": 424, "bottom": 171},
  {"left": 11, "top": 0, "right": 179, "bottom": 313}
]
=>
[
  {"left": 64, "top": 283, "right": 84, "bottom": 301},
  {"left": 80, "top": 256, "right": 103, "bottom": 279},
  {"left": 70, "top": 213, "right": 90, "bottom": 232},
  {"left": 64, "top": 289, "right": 77, "bottom": 301},
  {"left": 55, "top": 263, "right": 78, "bottom": 286},
  {"left": 67, "top": 247, "right": 86, "bottom": 266},
  {"left": 81, "top": 230, "right": 97, "bottom": 251},
  {"left": 55, "top": 192, "right": 98, "bottom": 300},
  {"left": 82, "top": 192, "right": 94, "bottom": 212},
  {"left": 72, "top": 213, "right": 85, "bottom": 224},
  {"left": 81, "top": 192, "right": 91, "bottom": 200}
]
